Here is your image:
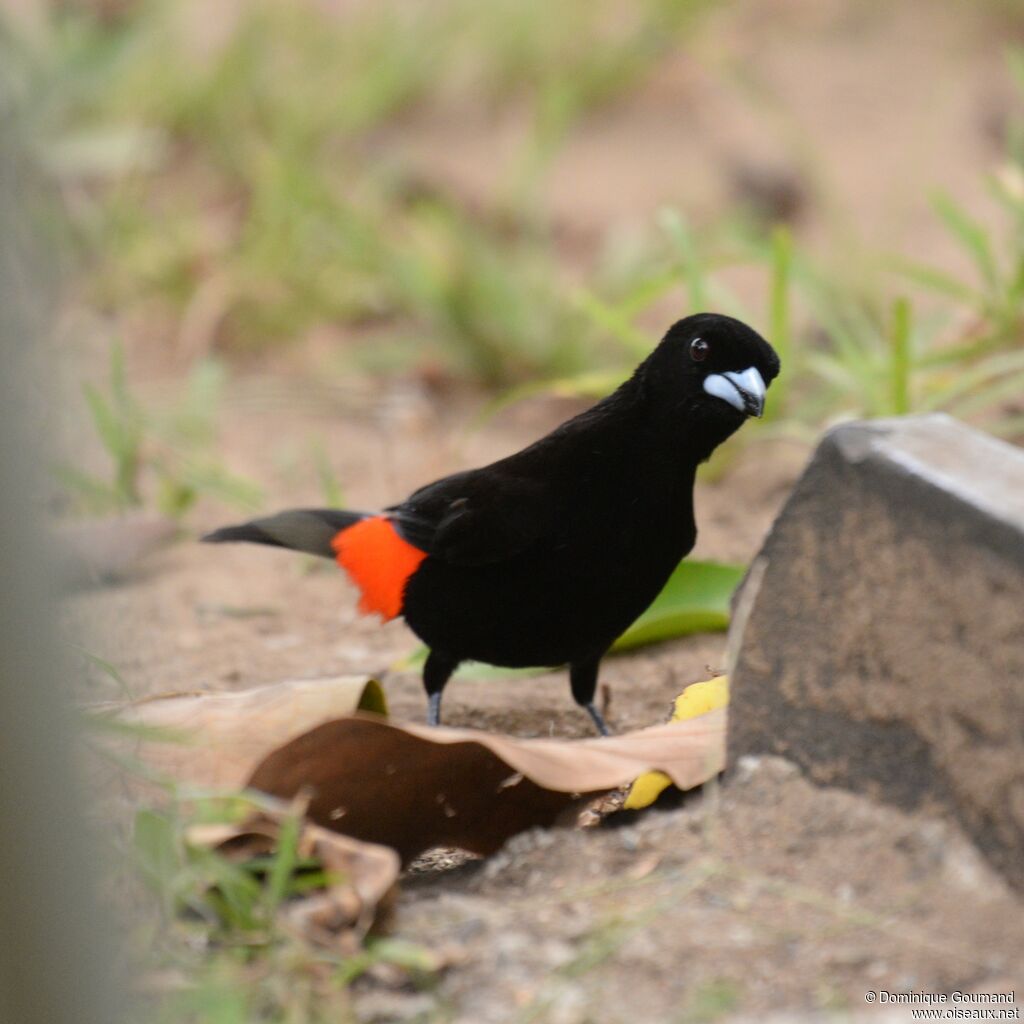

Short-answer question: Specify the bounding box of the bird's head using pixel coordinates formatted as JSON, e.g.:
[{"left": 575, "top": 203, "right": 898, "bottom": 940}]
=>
[{"left": 642, "top": 313, "right": 780, "bottom": 432}]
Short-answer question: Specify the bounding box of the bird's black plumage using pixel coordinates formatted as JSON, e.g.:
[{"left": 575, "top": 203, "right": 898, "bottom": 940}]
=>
[{"left": 204, "top": 313, "right": 780, "bottom": 733}]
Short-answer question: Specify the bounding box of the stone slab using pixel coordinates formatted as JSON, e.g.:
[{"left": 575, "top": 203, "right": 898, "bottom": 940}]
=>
[{"left": 727, "top": 414, "right": 1024, "bottom": 889}]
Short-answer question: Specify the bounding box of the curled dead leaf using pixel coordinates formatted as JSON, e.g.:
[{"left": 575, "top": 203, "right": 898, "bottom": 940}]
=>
[
  {"left": 103, "top": 676, "right": 387, "bottom": 789},
  {"left": 248, "top": 711, "right": 726, "bottom": 863},
  {"left": 104, "top": 675, "right": 724, "bottom": 866}
]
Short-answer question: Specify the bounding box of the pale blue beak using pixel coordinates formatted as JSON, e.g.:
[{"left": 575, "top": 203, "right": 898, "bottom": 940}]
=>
[{"left": 702, "top": 366, "right": 767, "bottom": 417}]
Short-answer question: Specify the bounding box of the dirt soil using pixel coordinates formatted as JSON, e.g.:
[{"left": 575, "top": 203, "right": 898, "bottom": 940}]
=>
[
  {"left": 60, "top": 0, "right": 1024, "bottom": 1019},
  {"left": 394, "top": 757, "right": 1023, "bottom": 1024}
]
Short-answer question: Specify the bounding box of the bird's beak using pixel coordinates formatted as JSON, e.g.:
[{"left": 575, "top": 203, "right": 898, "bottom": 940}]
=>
[{"left": 702, "top": 366, "right": 767, "bottom": 418}]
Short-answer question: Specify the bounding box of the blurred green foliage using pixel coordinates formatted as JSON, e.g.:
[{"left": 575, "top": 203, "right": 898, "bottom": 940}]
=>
[
  {"left": 130, "top": 794, "right": 441, "bottom": 1023},
  {"left": 561, "top": 184, "right": 1024, "bottom": 440},
  {"left": 3, "top": 0, "right": 1023, "bottom": 494},
  {"left": 54, "top": 341, "right": 262, "bottom": 518},
  {"left": 4, "top": 0, "right": 707, "bottom": 387}
]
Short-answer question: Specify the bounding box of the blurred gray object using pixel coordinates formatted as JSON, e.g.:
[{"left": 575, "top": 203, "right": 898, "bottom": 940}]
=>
[
  {"left": 0, "top": 112, "right": 120, "bottom": 1023},
  {"left": 728, "top": 415, "right": 1024, "bottom": 890}
]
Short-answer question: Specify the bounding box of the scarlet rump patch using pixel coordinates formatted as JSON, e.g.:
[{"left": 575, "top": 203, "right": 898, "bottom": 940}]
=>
[{"left": 332, "top": 516, "right": 427, "bottom": 622}]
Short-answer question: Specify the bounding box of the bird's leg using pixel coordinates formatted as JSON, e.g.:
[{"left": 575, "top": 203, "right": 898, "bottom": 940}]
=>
[
  {"left": 423, "top": 649, "right": 459, "bottom": 727},
  {"left": 569, "top": 655, "right": 610, "bottom": 736}
]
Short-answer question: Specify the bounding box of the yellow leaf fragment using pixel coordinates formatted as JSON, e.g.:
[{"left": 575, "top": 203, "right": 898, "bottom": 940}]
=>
[{"left": 623, "top": 675, "right": 729, "bottom": 810}]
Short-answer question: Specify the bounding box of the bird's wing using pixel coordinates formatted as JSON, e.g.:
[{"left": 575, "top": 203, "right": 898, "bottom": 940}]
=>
[{"left": 388, "top": 469, "right": 556, "bottom": 566}]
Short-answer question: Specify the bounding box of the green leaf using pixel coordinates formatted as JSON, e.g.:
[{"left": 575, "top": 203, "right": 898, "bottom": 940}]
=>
[
  {"left": 611, "top": 559, "right": 744, "bottom": 652},
  {"left": 355, "top": 677, "right": 389, "bottom": 716}
]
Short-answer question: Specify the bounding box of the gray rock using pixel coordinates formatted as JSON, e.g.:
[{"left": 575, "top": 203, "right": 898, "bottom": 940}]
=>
[{"left": 727, "top": 414, "right": 1024, "bottom": 889}]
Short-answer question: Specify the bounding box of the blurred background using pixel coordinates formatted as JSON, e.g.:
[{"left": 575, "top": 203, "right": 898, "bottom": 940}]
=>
[
  {"left": 5, "top": 0, "right": 1023, "bottom": 533},
  {"left": 4, "top": 0, "right": 1024, "bottom": 1020}
]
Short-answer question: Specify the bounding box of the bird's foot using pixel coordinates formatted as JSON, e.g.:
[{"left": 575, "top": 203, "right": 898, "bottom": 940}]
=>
[
  {"left": 584, "top": 702, "right": 611, "bottom": 737},
  {"left": 427, "top": 691, "right": 443, "bottom": 727}
]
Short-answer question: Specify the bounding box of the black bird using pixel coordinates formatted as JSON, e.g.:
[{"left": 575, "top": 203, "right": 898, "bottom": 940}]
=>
[{"left": 204, "top": 313, "right": 779, "bottom": 734}]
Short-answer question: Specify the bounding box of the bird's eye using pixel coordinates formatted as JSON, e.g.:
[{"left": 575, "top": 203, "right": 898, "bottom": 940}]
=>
[{"left": 690, "top": 338, "right": 709, "bottom": 362}]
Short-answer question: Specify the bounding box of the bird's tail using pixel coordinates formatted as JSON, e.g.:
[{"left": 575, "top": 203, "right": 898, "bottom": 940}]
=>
[
  {"left": 202, "top": 508, "right": 368, "bottom": 559},
  {"left": 203, "top": 508, "right": 428, "bottom": 622}
]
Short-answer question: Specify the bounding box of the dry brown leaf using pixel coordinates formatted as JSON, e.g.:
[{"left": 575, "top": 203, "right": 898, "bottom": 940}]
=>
[
  {"left": 248, "top": 711, "right": 726, "bottom": 863},
  {"left": 107, "top": 677, "right": 723, "bottom": 865},
  {"left": 106, "top": 676, "right": 387, "bottom": 789},
  {"left": 187, "top": 801, "right": 400, "bottom": 952}
]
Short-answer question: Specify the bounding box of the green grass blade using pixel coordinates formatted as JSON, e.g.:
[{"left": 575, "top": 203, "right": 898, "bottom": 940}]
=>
[
  {"left": 765, "top": 225, "right": 792, "bottom": 420},
  {"left": 486, "top": 370, "right": 631, "bottom": 419},
  {"left": 947, "top": 365, "right": 1024, "bottom": 420},
  {"left": 50, "top": 463, "right": 121, "bottom": 514},
  {"left": 264, "top": 807, "right": 302, "bottom": 912},
  {"left": 134, "top": 808, "right": 182, "bottom": 917},
  {"left": 312, "top": 440, "right": 346, "bottom": 509},
  {"left": 659, "top": 208, "right": 707, "bottom": 311},
  {"left": 919, "top": 347, "right": 1024, "bottom": 410},
  {"left": 887, "top": 255, "right": 983, "bottom": 305},
  {"left": 616, "top": 267, "right": 679, "bottom": 319},
  {"left": 83, "top": 384, "right": 120, "bottom": 457},
  {"left": 889, "top": 297, "right": 912, "bottom": 415},
  {"left": 574, "top": 287, "right": 655, "bottom": 358},
  {"left": 931, "top": 192, "right": 999, "bottom": 290}
]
